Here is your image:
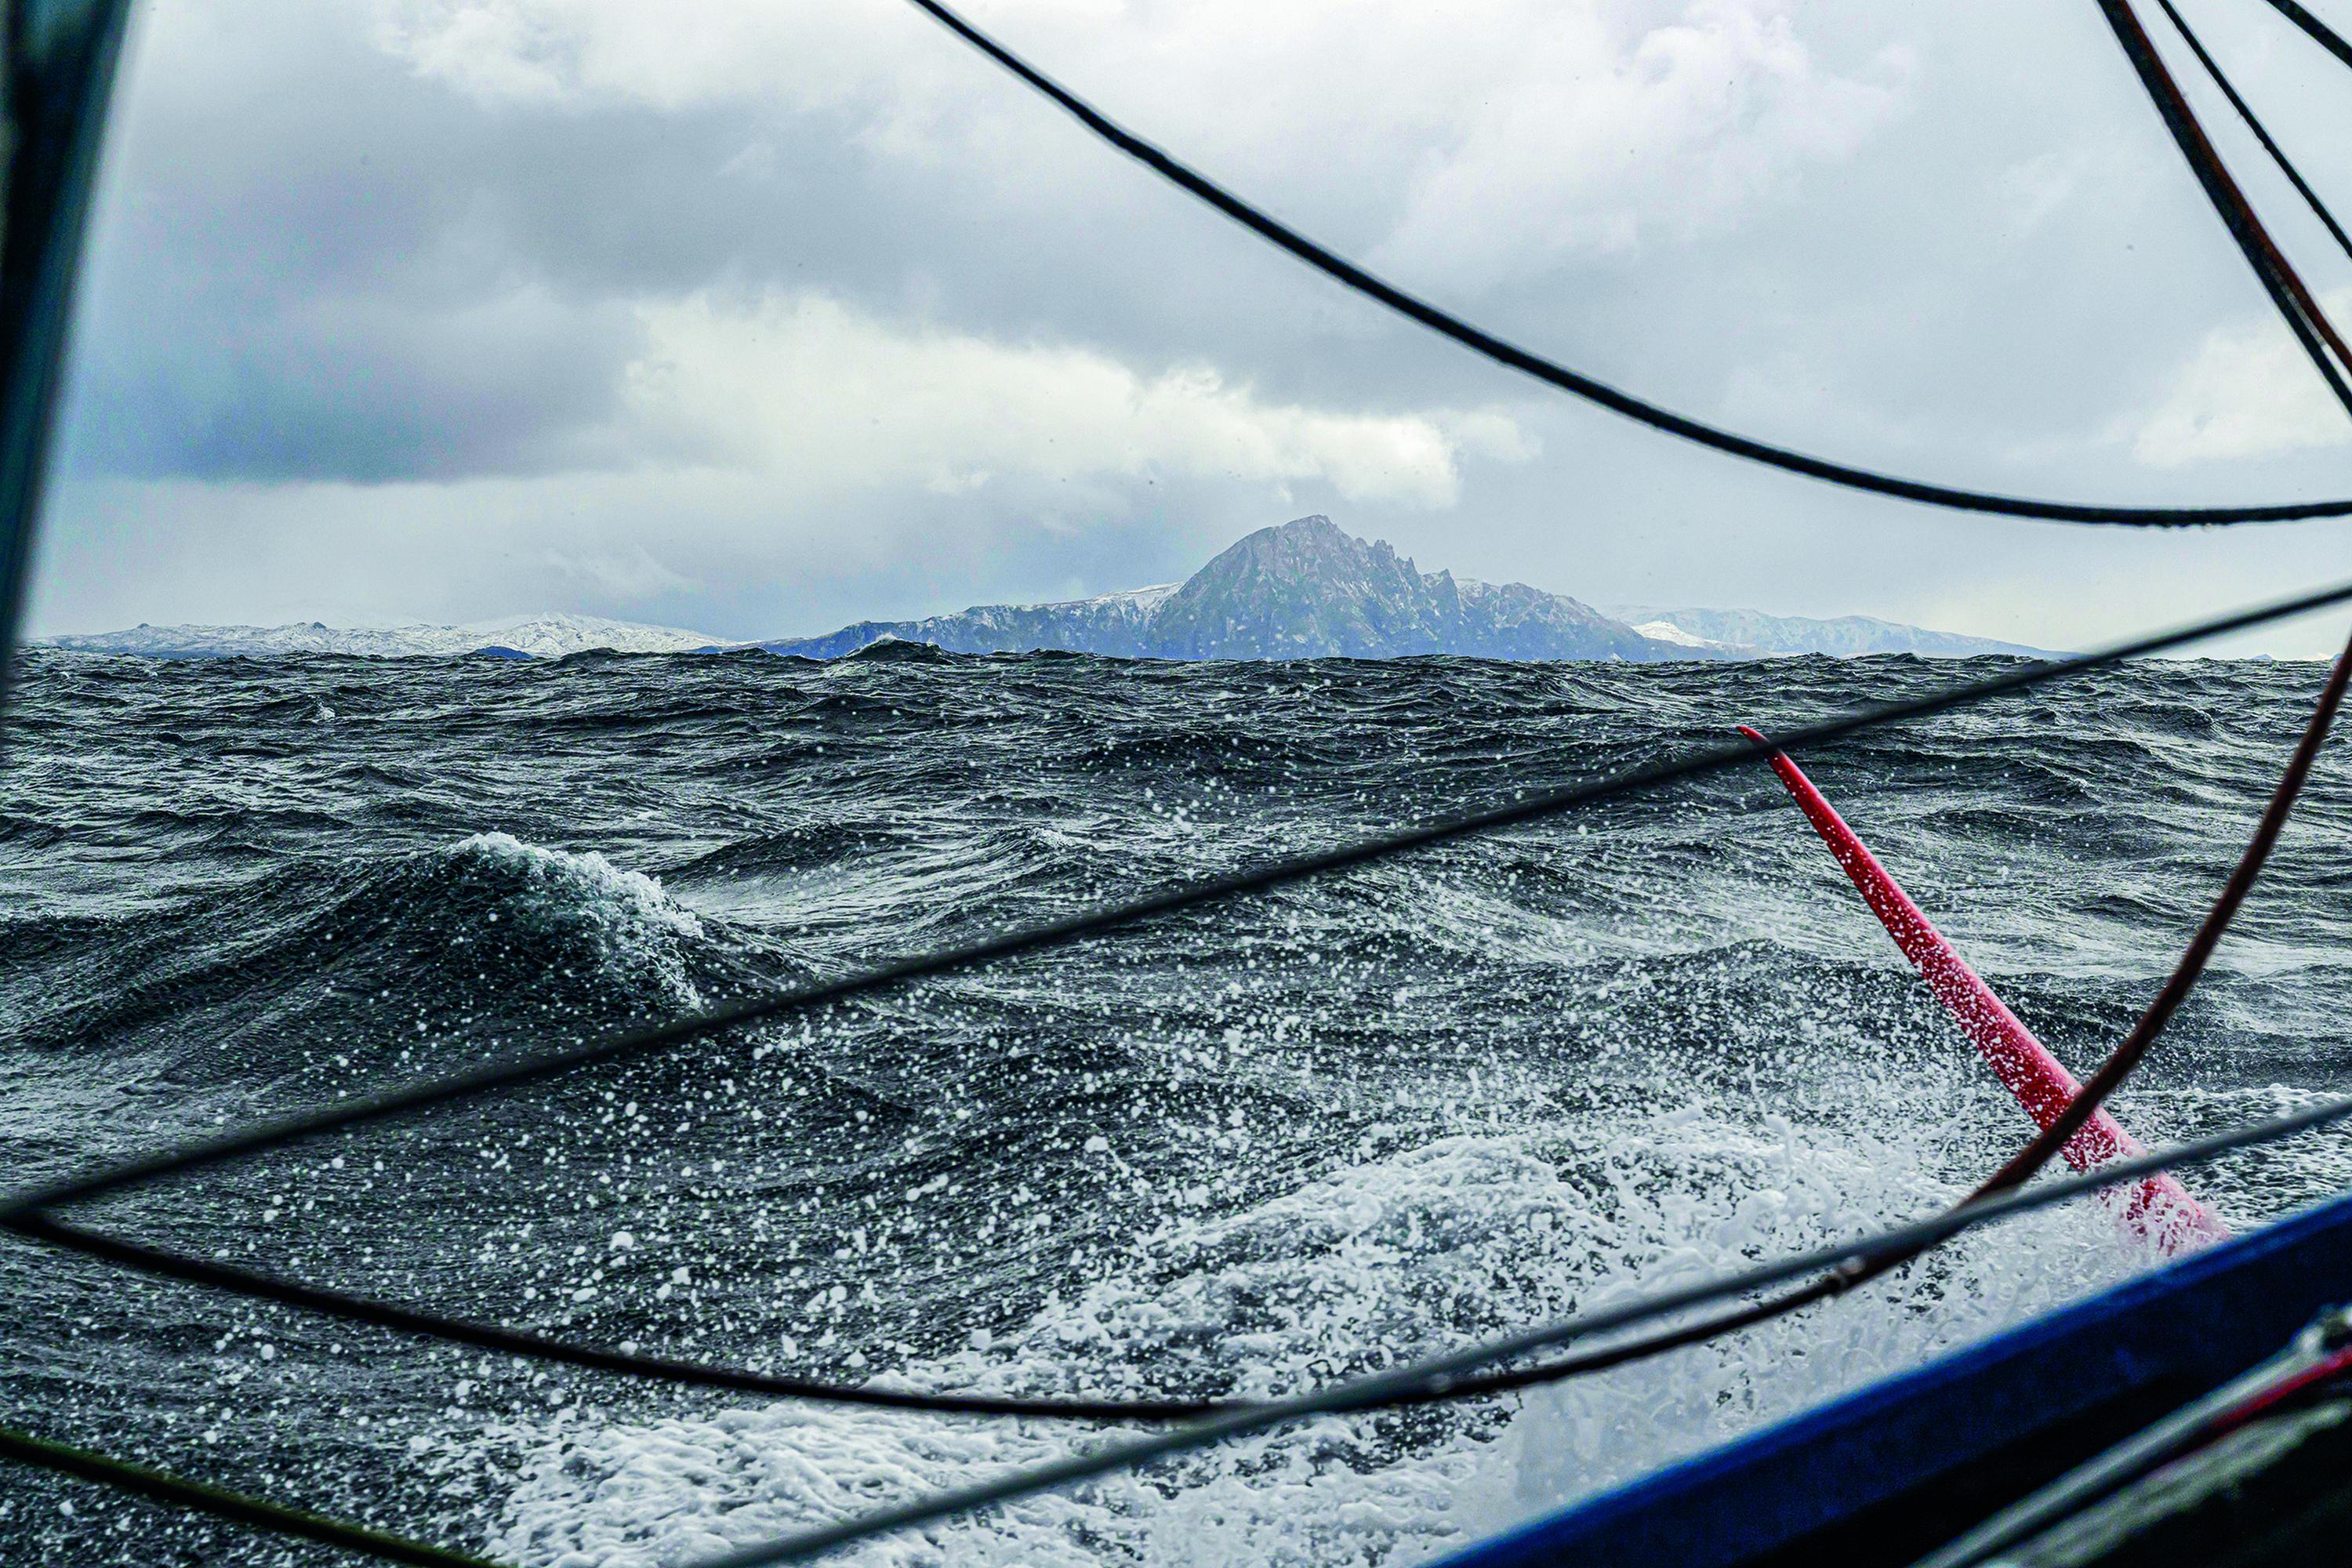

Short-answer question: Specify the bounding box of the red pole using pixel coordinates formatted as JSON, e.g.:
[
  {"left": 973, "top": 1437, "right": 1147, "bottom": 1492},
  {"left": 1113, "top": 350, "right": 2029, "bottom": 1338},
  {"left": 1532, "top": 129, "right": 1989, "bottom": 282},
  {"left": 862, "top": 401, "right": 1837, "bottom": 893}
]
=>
[{"left": 1740, "top": 728, "right": 2226, "bottom": 1253}]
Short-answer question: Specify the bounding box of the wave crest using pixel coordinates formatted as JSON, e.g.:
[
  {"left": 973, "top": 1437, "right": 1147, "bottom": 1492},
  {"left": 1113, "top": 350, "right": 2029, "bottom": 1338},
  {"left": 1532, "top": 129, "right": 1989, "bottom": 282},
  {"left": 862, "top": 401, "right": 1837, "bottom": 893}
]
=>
[{"left": 445, "top": 832, "right": 709, "bottom": 1009}]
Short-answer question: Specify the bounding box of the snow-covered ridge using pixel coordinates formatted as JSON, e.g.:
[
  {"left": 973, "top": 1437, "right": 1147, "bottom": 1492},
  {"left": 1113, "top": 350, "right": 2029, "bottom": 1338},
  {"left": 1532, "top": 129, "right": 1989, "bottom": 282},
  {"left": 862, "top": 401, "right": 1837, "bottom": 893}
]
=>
[
  {"left": 1629, "top": 619, "right": 1730, "bottom": 651},
  {"left": 37, "top": 529, "right": 2058, "bottom": 665},
  {"left": 1610, "top": 605, "right": 2060, "bottom": 659},
  {"left": 1058, "top": 583, "right": 1181, "bottom": 612},
  {"left": 758, "top": 520, "right": 1697, "bottom": 662},
  {"left": 38, "top": 612, "right": 724, "bottom": 659}
]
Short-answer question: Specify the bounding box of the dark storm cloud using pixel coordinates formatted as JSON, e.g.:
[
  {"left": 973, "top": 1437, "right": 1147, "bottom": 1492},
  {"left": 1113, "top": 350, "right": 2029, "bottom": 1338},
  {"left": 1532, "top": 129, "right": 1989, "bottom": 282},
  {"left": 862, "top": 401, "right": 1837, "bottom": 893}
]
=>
[
  {"left": 60, "top": 0, "right": 2327, "bottom": 479},
  {"left": 26, "top": 0, "right": 2352, "bottom": 653},
  {"left": 60, "top": 1, "right": 747, "bottom": 480}
]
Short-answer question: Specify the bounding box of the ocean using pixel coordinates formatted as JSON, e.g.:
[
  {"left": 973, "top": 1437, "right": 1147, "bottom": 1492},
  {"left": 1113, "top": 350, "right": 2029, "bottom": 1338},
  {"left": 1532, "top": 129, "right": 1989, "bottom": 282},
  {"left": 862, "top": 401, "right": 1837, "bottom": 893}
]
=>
[{"left": 5, "top": 644, "right": 2350, "bottom": 1566}]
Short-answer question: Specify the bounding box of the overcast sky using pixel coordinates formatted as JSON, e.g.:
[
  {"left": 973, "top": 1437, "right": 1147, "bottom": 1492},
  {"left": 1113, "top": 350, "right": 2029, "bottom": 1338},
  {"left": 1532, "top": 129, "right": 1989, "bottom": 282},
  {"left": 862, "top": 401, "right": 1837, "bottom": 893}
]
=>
[{"left": 20, "top": 0, "right": 2352, "bottom": 652}]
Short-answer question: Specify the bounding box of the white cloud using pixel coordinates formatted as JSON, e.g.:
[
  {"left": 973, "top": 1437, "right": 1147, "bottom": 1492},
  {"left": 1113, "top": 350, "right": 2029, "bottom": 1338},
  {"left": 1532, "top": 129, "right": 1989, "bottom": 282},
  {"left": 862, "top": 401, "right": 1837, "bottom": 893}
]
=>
[
  {"left": 2132, "top": 289, "right": 2352, "bottom": 467},
  {"left": 369, "top": 0, "right": 978, "bottom": 114},
  {"left": 540, "top": 544, "right": 698, "bottom": 599},
  {"left": 1371, "top": 2, "right": 1911, "bottom": 289},
  {"left": 621, "top": 290, "right": 1521, "bottom": 508},
  {"left": 372, "top": 0, "right": 1911, "bottom": 292},
  {"left": 27, "top": 289, "right": 1527, "bottom": 632},
  {"left": 89, "top": 0, "right": 2352, "bottom": 656}
]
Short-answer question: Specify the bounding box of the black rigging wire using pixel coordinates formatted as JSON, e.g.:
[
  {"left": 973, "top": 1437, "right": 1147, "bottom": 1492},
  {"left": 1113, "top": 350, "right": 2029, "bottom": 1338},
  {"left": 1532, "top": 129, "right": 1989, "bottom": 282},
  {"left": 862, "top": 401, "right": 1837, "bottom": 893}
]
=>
[
  {"left": 0, "top": 1424, "right": 495, "bottom": 1568},
  {"left": 1, "top": 1210, "right": 1223, "bottom": 1422},
  {"left": 690, "top": 1095, "right": 2352, "bottom": 1568},
  {"left": 9, "top": 572, "right": 2352, "bottom": 1425},
  {"left": 12, "top": 0, "right": 2352, "bottom": 1552},
  {"left": 13, "top": 576, "right": 2352, "bottom": 1225},
  {"left": 20, "top": 1093, "right": 2352, "bottom": 1568},
  {"left": 0, "top": 1205, "right": 1862, "bottom": 1419},
  {"left": 2160, "top": 0, "right": 2352, "bottom": 267},
  {"left": 895, "top": 0, "right": 2352, "bottom": 526},
  {"left": 2256, "top": 0, "right": 2352, "bottom": 71},
  {"left": 2095, "top": 0, "right": 2352, "bottom": 412}
]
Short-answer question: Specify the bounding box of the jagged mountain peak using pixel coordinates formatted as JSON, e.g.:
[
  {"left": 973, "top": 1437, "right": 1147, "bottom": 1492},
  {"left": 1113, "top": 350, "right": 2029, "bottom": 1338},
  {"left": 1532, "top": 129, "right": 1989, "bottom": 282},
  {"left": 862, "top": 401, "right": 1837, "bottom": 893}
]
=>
[
  {"left": 760, "top": 515, "right": 1687, "bottom": 663},
  {"left": 39, "top": 520, "right": 2057, "bottom": 666},
  {"left": 1197, "top": 514, "right": 1417, "bottom": 579},
  {"left": 1151, "top": 515, "right": 1456, "bottom": 659}
]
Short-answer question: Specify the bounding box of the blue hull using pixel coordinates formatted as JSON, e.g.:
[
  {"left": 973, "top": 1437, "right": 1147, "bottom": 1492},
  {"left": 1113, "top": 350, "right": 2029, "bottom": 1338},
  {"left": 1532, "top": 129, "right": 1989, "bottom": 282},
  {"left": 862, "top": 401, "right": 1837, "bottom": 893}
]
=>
[{"left": 1438, "top": 1188, "right": 2352, "bottom": 1568}]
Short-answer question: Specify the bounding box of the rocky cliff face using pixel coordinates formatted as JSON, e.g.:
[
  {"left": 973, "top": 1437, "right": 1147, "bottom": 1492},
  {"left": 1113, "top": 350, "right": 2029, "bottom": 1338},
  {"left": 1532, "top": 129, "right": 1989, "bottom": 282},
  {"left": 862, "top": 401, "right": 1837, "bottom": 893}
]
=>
[
  {"left": 40, "top": 522, "right": 2059, "bottom": 666},
  {"left": 760, "top": 585, "right": 1177, "bottom": 660},
  {"left": 1142, "top": 516, "right": 1666, "bottom": 659},
  {"left": 1145, "top": 517, "right": 1461, "bottom": 658},
  {"left": 764, "top": 517, "right": 1700, "bottom": 662}
]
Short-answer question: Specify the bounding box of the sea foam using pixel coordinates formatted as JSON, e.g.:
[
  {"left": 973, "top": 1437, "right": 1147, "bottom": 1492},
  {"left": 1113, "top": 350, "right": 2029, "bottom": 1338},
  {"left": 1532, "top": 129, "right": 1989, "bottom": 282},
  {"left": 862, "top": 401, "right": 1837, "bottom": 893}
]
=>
[{"left": 485, "top": 1101, "right": 2143, "bottom": 1566}]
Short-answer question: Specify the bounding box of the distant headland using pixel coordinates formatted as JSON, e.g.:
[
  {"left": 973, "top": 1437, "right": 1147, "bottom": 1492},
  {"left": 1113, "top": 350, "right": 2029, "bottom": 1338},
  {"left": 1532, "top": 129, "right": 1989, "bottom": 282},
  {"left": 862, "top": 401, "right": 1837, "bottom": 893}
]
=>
[{"left": 38, "top": 517, "right": 2060, "bottom": 662}]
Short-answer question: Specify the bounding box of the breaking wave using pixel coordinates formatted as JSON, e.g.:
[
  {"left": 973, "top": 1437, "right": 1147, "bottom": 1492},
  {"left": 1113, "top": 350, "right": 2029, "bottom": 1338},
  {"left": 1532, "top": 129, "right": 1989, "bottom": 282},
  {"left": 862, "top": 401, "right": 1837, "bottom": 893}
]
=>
[
  {"left": 3, "top": 647, "right": 2348, "bottom": 1566},
  {"left": 485, "top": 1105, "right": 2141, "bottom": 1567},
  {"left": 444, "top": 831, "right": 712, "bottom": 1011}
]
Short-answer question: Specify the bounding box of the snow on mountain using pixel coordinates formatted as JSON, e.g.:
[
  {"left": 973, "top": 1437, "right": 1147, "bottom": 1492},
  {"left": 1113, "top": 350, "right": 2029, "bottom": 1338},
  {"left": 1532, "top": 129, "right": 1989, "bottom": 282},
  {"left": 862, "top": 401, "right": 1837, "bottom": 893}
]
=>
[
  {"left": 1629, "top": 619, "right": 1732, "bottom": 651},
  {"left": 758, "top": 583, "right": 1183, "bottom": 660},
  {"left": 1609, "top": 605, "right": 2060, "bottom": 659},
  {"left": 38, "top": 612, "right": 723, "bottom": 659},
  {"left": 37, "top": 527, "right": 2059, "bottom": 667},
  {"left": 458, "top": 613, "right": 724, "bottom": 657},
  {"left": 763, "top": 518, "right": 1700, "bottom": 662}
]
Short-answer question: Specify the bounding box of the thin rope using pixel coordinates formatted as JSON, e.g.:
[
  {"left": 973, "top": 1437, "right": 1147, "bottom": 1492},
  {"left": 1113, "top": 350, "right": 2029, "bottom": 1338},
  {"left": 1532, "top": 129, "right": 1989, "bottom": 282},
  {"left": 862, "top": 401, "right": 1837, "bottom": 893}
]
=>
[
  {"left": 686, "top": 1096, "right": 2352, "bottom": 1568},
  {"left": 0, "top": 1211, "right": 1229, "bottom": 1421},
  {"left": 9, "top": 578, "right": 2350, "bottom": 1423},
  {"left": 26, "top": 1097, "right": 2352, "bottom": 1568},
  {"left": 2096, "top": 0, "right": 2352, "bottom": 410},
  {"left": 2256, "top": 0, "right": 2352, "bottom": 71},
  {"left": 895, "top": 0, "right": 2352, "bottom": 525},
  {"left": 2161, "top": 0, "right": 2352, "bottom": 266},
  {"left": 1984, "top": 622, "right": 2352, "bottom": 1192},
  {"left": 12, "top": 578, "right": 2350, "bottom": 1226},
  {"left": 0, "top": 1206, "right": 1844, "bottom": 1418},
  {"left": 0, "top": 1425, "right": 499, "bottom": 1568}
]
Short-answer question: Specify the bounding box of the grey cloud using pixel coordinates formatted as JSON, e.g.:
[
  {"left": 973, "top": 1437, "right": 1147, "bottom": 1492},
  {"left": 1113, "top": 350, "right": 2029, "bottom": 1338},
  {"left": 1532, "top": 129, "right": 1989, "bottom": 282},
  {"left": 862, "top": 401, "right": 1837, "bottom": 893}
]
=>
[{"left": 27, "top": 0, "right": 2352, "bottom": 654}]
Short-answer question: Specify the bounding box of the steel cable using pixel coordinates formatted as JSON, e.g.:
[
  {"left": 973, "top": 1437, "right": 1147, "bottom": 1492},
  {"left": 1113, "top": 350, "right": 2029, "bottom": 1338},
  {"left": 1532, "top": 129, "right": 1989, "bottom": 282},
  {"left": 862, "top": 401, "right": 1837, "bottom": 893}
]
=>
[
  {"left": 2096, "top": 0, "right": 2352, "bottom": 409},
  {"left": 2161, "top": 0, "right": 2352, "bottom": 267},
  {"left": 2256, "top": 0, "right": 2352, "bottom": 71},
  {"left": 6, "top": 578, "right": 2352, "bottom": 1428},
  {"left": 0, "top": 1424, "right": 497, "bottom": 1568},
  {"left": 894, "top": 0, "right": 2352, "bottom": 524}
]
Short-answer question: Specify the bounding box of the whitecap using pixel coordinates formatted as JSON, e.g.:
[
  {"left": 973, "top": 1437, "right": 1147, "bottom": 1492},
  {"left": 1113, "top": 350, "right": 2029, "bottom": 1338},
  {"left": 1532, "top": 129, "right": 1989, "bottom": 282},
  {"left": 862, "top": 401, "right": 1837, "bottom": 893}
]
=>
[{"left": 482, "top": 1102, "right": 2144, "bottom": 1566}]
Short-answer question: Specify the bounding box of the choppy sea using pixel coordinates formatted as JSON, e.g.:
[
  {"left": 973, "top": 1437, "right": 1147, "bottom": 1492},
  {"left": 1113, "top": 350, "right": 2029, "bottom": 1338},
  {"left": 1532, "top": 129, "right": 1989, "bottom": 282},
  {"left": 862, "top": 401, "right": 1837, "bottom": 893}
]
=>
[{"left": 5, "top": 644, "right": 2352, "bottom": 1566}]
